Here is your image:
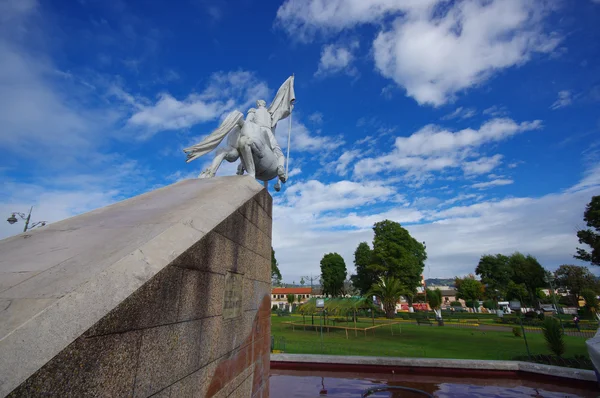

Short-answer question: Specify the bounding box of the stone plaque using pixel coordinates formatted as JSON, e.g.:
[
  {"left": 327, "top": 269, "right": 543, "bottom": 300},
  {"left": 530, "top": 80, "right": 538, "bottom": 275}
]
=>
[{"left": 223, "top": 271, "right": 243, "bottom": 319}]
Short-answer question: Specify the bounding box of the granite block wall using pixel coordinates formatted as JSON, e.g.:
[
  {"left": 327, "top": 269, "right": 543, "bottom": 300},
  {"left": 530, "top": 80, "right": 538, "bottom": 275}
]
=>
[{"left": 7, "top": 189, "right": 272, "bottom": 398}]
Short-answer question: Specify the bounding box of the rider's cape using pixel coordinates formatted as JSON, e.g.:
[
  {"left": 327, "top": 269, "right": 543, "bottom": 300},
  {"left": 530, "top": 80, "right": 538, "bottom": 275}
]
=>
[
  {"left": 183, "top": 111, "right": 243, "bottom": 163},
  {"left": 183, "top": 75, "right": 295, "bottom": 163}
]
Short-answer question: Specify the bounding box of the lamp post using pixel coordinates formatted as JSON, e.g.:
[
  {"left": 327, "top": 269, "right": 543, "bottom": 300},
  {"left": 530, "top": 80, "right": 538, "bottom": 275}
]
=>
[
  {"left": 6, "top": 206, "right": 46, "bottom": 233},
  {"left": 544, "top": 272, "right": 565, "bottom": 334}
]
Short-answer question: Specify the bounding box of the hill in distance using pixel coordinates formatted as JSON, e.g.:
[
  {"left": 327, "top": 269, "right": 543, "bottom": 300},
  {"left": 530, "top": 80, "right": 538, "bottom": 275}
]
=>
[{"left": 425, "top": 278, "right": 456, "bottom": 287}]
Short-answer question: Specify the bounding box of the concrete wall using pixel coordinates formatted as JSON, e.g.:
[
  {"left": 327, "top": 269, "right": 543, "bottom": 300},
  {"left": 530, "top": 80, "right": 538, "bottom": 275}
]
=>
[{"left": 0, "top": 177, "right": 271, "bottom": 397}]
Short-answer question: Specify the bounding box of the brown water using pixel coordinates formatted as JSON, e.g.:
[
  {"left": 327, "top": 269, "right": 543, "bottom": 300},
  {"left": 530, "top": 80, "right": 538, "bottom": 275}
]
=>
[{"left": 270, "top": 369, "right": 599, "bottom": 397}]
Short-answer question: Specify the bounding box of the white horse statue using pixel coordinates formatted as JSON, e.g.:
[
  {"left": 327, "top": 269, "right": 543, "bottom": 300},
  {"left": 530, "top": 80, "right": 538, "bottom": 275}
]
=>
[{"left": 183, "top": 76, "right": 295, "bottom": 191}]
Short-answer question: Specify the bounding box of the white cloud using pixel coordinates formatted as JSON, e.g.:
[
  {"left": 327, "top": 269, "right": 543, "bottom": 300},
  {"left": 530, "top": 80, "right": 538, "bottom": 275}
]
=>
[
  {"left": 288, "top": 167, "right": 302, "bottom": 178},
  {"left": 381, "top": 84, "right": 395, "bottom": 99},
  {"left": 319, "top": 207, "right": 424, "bottom": 230},
  {"left": 335, "top": 150, "right": 361, "bottom": 176},
  {"left": 462, "top": 154, "right": 503, "bottom": 175},
  {"left": 372, "top": 1, "right": 560, "bottom": 106},
  {"left": 272, "top": 169, "right": 600, "bottom": 283},
  {"left": 278, "top": 120, "right": 343, "bottom": 153},
  {"left": 568, "top": 163, "right": 600, "bottom": 193},
  {"left": 278, "top": 179, "right": 396, "bottom": 214},
  {"left": 354, "top": 118, "right": 541, "bottom": 179},
  {"left": 308, "top": 112, "right": 323, "bottom": 124},
  {"left": 441, "top": 107, "right": 477, "bottom": 120},
  {"left": 277, "top": 0, "right": 561, "bottom": 106},
  {"left": 472, "top": 178, "right": 514, "bottom": 189},
  {"left": 0, "top": 0, "right": 142, "bottom": 181},
  {"left": 355, "top": 135, "right": 375, "bottom": 146},
  {"left": 0, "top": 36, "right": 120, "bottom": 163},
  {"left": 395, "top": 118, "right": 541, "bottom": 157},
  {"left": 0, "top": 159, "right": 150, "bottom": 241},
  {"left": 483, "top": 105, "right": 509, "bottom": 117},
  {"left": 276, "top": 0, "right": 438, "bottom": 41},
  {"left": 127, "top": 93, "right": 228, "bottom": 133},
  {"left": 550, "top": 90, "right": 572, "bottom": 110},
  {"left": 0, "top": 187, "right": 118, "bottom": 240},
  {"left": 438, "top": 193, "right": 480, "bottom": 208},
  {"left": 0, "top": 0, "right": 37, "bottom": 24},
  {"left": 315, "top": 41, "right": 359, "bottom": 77},
  {"left": 126, "top": 70, "right": 269, "bottom": 136}
]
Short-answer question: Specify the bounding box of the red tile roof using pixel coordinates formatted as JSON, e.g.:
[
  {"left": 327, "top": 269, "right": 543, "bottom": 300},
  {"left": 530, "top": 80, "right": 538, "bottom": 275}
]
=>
[{"left": 272, "top": 287, "right": 312, "bottom": 294}]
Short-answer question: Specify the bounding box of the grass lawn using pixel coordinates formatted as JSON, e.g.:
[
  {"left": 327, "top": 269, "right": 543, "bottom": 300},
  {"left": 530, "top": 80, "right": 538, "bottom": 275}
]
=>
[{"left": 271, "top": 315, "right": 590, "bottom": 361}]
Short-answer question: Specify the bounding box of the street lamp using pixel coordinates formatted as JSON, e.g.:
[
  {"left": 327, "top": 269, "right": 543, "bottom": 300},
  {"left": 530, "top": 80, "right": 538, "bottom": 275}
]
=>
[
  {"left": 544, "top": 272, "right": 565, "bottom": 334},
  {"left": 6, "top": 206, "right": 47, "bottom": 233}
]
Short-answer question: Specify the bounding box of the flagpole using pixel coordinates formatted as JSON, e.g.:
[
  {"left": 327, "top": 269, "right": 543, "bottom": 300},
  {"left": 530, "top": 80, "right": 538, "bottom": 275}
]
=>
[
  {"left": 286, "top": 110, "right": 292, "bottom": 176},
  {"left": 285, "top": 74, "right": 294, "bottom": 177}
]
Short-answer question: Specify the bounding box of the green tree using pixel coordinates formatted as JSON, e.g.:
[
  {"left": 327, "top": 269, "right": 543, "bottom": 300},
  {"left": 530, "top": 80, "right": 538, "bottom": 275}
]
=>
[
  {"left": 371, "top": 220, "right": 427, "bottom": 300},
  {"left": 300, "top": 277, "right": 305, "bottom": 286},
  {"left": 350, "top": 242, "right": 378, "bottom": 295},
  {"left": 455, "top": 276, "right": 483, "bottom": 311},
  {"left": 320, "top": 253, "right": 347, "bottom": 297},
  {"left": 554, "top": 264, "right": 599, "bottom": 302},
  {"left": 541, "top": 317, "right": 565, "bottom": 357},
  {"left": 575, "top": 195, "right": 600, "bottom": 266},
  {"left": 506, "top": 280, "right": 529, "bottom": 303},
  {"left": 369, "top": 276, "right": 405, "bottom": 319},
  {"left": 582, "top": 289, "right": 599, "bottom": 313},
  {"left": 475, "top": 254, "right": 512, "bottom": 298},
  {"left": 271, "top": 248, "right": 282, "bottom": 286},
  {"left": 427, "top": 288, "right": 443, "bottom": 320},
  {"left": 508, "top": 252, "right": 546, "bottom": 305}
]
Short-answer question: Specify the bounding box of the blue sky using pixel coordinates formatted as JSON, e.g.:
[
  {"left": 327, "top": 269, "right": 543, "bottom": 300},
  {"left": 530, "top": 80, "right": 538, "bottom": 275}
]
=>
[{"left": 1, "top": 0, "right": 599, "bottom": 283}]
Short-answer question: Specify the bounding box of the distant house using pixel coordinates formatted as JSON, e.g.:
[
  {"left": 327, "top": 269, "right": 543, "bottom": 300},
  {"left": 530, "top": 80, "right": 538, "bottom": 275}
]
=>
[
  {"left": 439, "top": 289, "right": 465, "bottom": 308},
  {"left": 271, "top": 287, "right": 312, "bottom": 310}
]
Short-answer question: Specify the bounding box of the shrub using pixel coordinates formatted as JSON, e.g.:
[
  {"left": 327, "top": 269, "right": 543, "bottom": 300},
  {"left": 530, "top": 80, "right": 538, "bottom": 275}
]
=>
[
  {"left": 482, "top": 300, "right": 496, "bottom": 310},
  {"left": 512, "top": 326, "right": 522, "bottom": 337},
  {"left": 272, "top": 305, "right": 278, "bottom": 311},
  {"left": 541, "top": 317, "right": 565, "bottom": 357},
  {"left": 465, "top": 300, "right": 479, "bottom": 309},
  {"left": 524, "top": 311, "right": 537, "bottom": 319},
  {"left": 537, "top": 312, "right": 545, "bottom": 321},
  {"left": 450, "top": 301, "right": 462, "bottom": 307}
]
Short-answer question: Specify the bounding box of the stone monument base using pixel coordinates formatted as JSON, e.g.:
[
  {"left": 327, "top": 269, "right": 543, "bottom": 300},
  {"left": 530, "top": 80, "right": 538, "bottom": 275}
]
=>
[{"left": 0, "top": 177, "right": 272, "bottom": 397}]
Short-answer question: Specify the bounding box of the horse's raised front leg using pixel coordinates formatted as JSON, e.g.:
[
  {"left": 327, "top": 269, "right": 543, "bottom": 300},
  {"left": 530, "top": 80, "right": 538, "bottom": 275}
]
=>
[{"left": 199, "top": 147, "right": 238, "bottom": 178}]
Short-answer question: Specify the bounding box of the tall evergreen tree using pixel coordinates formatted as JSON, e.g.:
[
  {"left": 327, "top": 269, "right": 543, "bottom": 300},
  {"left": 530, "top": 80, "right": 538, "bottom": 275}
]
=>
[
  {"left": 350, "top": 242, "right": 378, "bottom": 295},
  {"left": 475, "top": 254, "right": 512, "bottom": 299},
  {"left": 320, "top": 253, "right": 347, "bottom": 297},
  {"left": 575, "top": 195, "right": 600, "bottom": 266},
  {"left": 271, "top": 248, "right": 282, "bottom": 286},
  {"left": 371, "top": 220, "right": 427, "bottom": 297}
]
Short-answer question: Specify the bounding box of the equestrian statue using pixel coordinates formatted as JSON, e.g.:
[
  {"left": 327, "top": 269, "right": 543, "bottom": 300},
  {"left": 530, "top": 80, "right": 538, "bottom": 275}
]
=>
[{"left": 183, "top": 76, "right": 295, "bottom": 191}]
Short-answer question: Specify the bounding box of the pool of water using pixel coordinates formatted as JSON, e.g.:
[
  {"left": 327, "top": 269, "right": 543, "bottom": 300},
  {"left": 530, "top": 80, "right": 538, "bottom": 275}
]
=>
[{"left": 270, "top": 369, "right": 598, "bottom": 397}]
